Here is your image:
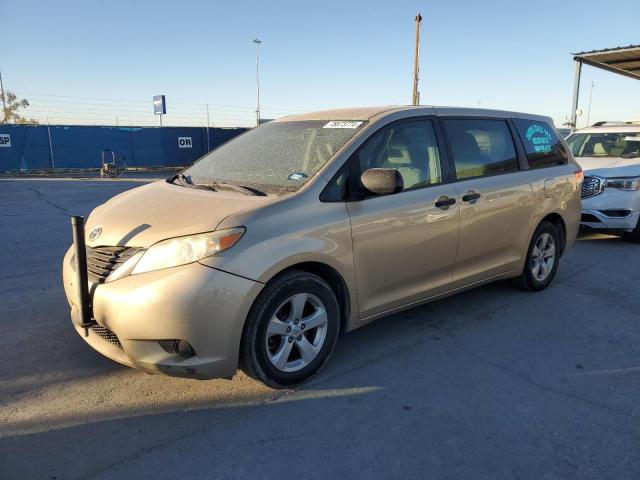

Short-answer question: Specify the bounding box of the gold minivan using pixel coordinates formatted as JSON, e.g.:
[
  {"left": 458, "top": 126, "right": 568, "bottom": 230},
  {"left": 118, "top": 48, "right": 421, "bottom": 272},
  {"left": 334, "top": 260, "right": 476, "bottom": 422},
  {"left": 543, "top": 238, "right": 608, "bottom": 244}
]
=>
[{"left": 63, "top": 106, "right": 582, "bottom": 387}]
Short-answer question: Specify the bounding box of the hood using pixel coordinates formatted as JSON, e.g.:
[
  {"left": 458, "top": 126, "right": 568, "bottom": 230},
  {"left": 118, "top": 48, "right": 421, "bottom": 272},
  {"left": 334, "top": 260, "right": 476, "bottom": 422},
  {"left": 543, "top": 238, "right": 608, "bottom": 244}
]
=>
[
  {"left": 85, "top": 181, "right": 272, "bottom": 248},
  {"left": 576, "top": 156, "right": 640, "bottom": 178}
]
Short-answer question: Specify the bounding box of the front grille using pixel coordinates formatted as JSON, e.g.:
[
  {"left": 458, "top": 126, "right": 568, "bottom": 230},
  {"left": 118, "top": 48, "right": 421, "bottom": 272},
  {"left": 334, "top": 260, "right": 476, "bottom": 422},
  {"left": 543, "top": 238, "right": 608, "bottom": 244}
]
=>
[
  {"left": 90, "top": 324, "right": 123, "bottom": 349},
  {"left": 581, "top": 176, "right": 604, "bottom": 198},
  {"left": 86, "top": 246, "right": 141, "bottom": 283}
]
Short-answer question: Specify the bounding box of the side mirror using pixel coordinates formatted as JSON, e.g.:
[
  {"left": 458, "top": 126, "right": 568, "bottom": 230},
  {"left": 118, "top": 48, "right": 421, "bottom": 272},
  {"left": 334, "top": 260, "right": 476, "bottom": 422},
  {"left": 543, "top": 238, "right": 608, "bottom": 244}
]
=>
[{"left": 360, "top": 168, "right": 404, "bottom": 196}]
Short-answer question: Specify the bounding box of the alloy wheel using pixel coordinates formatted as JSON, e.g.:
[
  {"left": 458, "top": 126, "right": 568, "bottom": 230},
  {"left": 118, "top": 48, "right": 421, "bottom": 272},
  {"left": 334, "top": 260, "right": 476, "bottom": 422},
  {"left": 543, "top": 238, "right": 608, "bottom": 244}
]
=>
[
  {"left": 265, "top": 293, "right": 328, "bottom": 372},
  {"left": 531, "top": 232, "right": 556, "bottom": 282}
]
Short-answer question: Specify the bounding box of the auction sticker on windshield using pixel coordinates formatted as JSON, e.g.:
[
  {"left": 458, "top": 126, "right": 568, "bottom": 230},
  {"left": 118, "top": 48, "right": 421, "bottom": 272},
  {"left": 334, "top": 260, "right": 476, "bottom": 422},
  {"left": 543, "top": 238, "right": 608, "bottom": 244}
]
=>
[{"left": 323, "top": 121, "right": 363, "bottom": 129}]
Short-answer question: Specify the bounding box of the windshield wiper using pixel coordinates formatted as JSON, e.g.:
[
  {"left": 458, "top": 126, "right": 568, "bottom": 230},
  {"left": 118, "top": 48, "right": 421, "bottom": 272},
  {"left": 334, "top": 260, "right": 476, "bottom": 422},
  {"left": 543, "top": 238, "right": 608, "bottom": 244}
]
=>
[
  {"left": 167, "top": 173, "right": 193, "bottom": 186},
  {"left": 168, "top": 175, "right": 266, "bottom": 195},
  {"left": 206, "top": 182, "right": 267, "bottom": 196}
]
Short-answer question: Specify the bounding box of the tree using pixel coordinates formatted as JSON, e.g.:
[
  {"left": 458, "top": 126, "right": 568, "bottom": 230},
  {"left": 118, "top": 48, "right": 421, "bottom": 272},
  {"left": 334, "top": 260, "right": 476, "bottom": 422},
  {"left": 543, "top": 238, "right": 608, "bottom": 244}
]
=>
[{"left": 1, "top": 90, "right": 39, "bottom": 125}]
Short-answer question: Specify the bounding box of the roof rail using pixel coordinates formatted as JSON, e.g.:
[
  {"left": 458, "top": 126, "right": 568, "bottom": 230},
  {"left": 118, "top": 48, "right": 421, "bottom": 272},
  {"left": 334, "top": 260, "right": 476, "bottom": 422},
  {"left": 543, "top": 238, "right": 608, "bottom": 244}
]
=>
[{"left": 592, "top": 120, "right": 640, "bottom": 127}]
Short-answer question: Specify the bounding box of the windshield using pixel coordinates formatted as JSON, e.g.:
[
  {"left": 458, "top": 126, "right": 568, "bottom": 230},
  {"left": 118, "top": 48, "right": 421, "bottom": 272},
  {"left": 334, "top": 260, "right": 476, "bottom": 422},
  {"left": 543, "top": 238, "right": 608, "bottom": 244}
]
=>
[
  {"left": 567, "top": 132, "right": 640, "bottom": 159},
  {"left": 182, "top": 120, "right": 365, "bottom": 193}
]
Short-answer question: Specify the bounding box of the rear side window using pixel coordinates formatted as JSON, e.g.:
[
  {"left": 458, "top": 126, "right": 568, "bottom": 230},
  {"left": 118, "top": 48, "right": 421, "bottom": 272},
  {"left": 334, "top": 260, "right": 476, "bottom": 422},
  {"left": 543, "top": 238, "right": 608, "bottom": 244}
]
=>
[
  {"left": 513, "top": 119, "right": 568, "bottom": 168},
  {"left": 442, "top": 119, "right": 518, "bottom": 180}
]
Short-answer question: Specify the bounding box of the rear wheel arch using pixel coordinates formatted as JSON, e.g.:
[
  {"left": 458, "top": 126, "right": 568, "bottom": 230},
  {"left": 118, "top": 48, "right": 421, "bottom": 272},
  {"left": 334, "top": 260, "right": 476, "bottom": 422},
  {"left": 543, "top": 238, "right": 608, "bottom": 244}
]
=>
[{"left": 538, "top": 213, "right": 566, "bottom": 256}]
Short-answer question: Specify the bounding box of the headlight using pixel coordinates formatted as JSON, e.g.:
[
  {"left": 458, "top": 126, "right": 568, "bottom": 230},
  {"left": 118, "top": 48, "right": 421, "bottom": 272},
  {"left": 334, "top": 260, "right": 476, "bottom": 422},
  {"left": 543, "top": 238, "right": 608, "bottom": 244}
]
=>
[
  {"left": 605, "top": 177, "right": 640, "bottom": 191},
  {"left": 131, "top": 227, "right": 245, "bottom": 275}
]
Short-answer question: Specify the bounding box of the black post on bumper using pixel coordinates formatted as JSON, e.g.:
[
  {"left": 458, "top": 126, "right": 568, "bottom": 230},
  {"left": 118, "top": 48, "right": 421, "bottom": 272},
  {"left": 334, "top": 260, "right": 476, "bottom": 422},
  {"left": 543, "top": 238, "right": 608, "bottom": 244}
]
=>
[{"left": 71, "top": 216, "right": 94, "bottom": 337}]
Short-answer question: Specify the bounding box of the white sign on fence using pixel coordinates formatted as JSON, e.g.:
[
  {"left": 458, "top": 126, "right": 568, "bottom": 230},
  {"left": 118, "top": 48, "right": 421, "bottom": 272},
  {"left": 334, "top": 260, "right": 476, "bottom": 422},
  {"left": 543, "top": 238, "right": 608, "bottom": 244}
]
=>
[
  {"left": 178, "top": 137, "right": 192, "bottom": 148},
  {"left": 0, "top": 134, "right": 10, "bottom": 147}
]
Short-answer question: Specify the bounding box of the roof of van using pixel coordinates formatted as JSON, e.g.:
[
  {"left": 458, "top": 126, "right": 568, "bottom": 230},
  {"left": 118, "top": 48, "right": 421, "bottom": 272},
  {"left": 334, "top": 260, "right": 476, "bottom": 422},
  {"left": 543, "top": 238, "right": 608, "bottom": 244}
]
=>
[{"left": 275, "top": 106, "right": 553, "bottom": 123}]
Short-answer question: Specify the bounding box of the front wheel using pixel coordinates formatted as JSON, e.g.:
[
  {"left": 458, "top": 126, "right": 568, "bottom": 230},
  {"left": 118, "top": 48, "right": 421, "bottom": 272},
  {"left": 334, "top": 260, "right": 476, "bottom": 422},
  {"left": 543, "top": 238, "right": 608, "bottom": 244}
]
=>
[
  {"left": 240, "top": 270, "right": 340, "bottom": 388},
  {"left": 514, "top": 222, "right": 561, "bottom": 291}
]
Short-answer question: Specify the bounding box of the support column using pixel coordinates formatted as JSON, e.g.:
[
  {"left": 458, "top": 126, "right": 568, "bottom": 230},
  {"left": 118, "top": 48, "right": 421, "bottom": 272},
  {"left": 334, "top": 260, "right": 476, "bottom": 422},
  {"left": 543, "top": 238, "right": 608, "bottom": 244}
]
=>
[{"left": 570, "top": 60, "right": 582, "bottom": 131}]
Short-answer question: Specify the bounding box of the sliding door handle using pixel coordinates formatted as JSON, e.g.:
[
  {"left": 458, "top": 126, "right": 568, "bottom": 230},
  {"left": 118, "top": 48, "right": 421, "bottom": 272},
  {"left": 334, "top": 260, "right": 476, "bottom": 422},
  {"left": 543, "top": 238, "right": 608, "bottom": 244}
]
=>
[{"left": 462, "top": 191, "right": 481, "bottom": 202}]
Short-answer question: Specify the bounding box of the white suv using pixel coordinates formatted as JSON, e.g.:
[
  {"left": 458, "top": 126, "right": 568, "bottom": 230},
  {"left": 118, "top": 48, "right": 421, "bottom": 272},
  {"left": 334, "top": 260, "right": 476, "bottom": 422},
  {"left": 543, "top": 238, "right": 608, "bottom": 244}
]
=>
[{"left": 567, "top": 121, "right": 640, "bottom": 242}]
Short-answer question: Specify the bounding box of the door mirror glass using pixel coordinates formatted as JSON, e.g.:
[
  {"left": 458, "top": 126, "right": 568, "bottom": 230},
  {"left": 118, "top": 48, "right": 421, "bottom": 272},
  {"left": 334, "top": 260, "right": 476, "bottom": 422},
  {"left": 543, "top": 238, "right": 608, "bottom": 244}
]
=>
[{"left": 360, "top": 168, "right": 404, "bottom": 196}]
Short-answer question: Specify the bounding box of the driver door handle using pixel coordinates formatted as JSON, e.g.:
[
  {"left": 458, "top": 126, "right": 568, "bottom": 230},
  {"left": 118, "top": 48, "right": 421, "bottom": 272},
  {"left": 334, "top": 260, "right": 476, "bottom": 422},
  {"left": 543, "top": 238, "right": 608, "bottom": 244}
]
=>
[{"left": 435, "top": 196, "right": 456, "bottom": 209}]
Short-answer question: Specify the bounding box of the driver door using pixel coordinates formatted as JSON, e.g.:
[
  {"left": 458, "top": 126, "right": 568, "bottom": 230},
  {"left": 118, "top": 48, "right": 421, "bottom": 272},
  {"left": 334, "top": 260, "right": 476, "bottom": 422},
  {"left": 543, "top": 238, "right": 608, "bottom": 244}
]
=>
[{"left": 346, "top": 118, "right": 460, "bottom": 320}]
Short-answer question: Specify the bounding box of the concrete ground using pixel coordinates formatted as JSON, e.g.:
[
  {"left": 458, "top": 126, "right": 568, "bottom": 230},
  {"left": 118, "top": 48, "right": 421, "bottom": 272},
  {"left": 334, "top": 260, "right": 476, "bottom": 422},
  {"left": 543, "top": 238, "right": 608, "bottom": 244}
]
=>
[{"left": 0, "top": 179, "right": 638, "bottom": 479}]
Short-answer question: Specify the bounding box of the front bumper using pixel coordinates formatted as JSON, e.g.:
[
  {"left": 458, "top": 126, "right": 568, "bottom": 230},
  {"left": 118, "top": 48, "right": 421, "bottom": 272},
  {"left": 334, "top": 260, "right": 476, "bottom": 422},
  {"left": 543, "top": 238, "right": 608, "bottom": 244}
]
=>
[
  {"left": 63, "top": 246, "right": 263, "bottom": 379},
  {"left": 581, "top": 188, "right": 639, "bottom": 231}
]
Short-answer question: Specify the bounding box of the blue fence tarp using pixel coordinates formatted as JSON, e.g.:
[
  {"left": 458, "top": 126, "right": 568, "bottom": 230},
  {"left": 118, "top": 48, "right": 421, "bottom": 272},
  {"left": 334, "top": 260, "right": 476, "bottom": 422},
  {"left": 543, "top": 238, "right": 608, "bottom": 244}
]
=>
[{"left": 0, "top": 125, "right": 246, "bottom": 171}]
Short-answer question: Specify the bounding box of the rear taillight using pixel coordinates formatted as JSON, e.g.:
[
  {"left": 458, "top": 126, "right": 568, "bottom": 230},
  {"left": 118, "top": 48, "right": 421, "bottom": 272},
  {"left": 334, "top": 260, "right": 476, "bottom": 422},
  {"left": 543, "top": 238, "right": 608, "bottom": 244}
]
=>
[{"left": 574, "top": 168, "right": 584, "bottom": 183}]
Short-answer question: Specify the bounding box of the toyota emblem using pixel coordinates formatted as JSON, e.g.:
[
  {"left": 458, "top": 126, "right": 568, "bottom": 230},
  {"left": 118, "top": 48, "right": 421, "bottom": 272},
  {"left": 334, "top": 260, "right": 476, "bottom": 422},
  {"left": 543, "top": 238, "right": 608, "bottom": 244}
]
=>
[{"left": 88, "top": 226, "right": 103, "bottom": 242}]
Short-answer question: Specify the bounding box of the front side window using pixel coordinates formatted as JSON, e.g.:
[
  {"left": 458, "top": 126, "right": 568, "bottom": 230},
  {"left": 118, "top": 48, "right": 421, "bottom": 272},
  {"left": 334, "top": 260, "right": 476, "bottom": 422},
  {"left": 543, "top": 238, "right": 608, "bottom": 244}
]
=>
[
  {"left": 183, "top": 120, "right": 364, "bottom": 194},
  {"left": 443, "top": 119, "right": 518, "bottom": 180},
  {"left": 566, "top": 132, "right": 640, "bottom": 159},
  {"left": 354, "top": 119, "right": 442, "bottom": 192},
  {"left": 513, "top": 118, "right": 568, "bottom": 168}
]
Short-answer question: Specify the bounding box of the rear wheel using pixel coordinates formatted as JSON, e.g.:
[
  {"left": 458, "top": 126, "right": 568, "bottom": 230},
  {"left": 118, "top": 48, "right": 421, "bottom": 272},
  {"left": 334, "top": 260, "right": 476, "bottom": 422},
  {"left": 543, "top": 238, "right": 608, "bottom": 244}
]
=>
[
  {"left": 240, "top": 270, "right": 340, "bottom": 388},
  {"left": 514, "top": 222, "right": 561, "bottom": 291}
]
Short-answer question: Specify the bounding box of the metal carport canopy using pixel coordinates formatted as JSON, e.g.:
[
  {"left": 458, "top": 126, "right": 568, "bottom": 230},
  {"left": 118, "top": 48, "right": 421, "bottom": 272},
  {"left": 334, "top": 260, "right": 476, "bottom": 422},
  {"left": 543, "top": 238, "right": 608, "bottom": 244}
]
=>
[{"left": 569, "top": 44, "right": 640, "bottom": 129}]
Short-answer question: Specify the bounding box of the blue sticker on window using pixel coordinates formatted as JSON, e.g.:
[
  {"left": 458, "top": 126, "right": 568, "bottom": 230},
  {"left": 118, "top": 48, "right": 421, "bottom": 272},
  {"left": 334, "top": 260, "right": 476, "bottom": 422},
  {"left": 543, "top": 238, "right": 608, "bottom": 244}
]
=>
[
  {"left": 525, "top": 124, "right": 553, "bottom": 153},
  {"left": 288, "top": 172, "right": 308, "bottom": 181}
]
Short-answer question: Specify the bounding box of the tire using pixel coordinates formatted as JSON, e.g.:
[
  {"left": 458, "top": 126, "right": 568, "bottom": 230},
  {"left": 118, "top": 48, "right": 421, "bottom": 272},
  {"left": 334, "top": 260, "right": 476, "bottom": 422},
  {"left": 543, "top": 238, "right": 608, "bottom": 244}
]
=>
[
  {"left": 239, "top": 270, "right": 340, "bottom": 388},
  {"left": 622, "top": 217, "right": 640, "bottom": 243},
  {"left": 513, "top": 221, "right": 561, "bottom": 291}
]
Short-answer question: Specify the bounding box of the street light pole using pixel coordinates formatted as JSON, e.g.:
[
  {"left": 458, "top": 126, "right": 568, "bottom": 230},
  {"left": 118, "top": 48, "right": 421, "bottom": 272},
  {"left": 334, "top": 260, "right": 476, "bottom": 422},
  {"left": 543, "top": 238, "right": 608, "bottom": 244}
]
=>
[{"left": 253, "top": 38, "right": 262, "bottom": 127}]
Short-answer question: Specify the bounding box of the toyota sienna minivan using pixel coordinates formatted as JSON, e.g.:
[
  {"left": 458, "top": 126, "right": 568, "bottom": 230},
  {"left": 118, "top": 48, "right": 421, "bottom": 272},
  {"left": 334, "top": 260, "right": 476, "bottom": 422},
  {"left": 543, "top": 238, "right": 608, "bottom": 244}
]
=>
[{"left": 63, "top": 106, "right": 582, "bottom": 387}]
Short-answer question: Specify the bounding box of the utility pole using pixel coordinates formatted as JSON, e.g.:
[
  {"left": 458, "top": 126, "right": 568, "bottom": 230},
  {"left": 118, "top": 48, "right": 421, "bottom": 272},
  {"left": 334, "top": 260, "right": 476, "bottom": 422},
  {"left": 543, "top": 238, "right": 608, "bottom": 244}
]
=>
[
  {"left": 253, "top": 38, "right": 262, "bottom": 126},
  {"left": 411, "top": 13, "right": 422, "bottom": 106},
  {"left": 0, "top": 68, "right": 7, "bottom": 123}
]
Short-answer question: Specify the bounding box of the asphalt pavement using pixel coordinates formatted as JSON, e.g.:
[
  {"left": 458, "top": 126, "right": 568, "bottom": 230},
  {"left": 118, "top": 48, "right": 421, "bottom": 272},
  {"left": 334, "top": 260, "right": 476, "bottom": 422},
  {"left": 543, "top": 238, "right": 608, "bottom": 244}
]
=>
[{"left": 1, "top": 179, "right": 638, "bottom": 479}]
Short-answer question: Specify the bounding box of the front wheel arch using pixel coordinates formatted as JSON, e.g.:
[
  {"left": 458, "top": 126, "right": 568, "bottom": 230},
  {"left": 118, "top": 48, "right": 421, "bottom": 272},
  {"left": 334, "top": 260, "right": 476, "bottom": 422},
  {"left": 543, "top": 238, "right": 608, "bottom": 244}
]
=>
[{"left": 262, "top": 261, "right": 351, "bottom": 333}]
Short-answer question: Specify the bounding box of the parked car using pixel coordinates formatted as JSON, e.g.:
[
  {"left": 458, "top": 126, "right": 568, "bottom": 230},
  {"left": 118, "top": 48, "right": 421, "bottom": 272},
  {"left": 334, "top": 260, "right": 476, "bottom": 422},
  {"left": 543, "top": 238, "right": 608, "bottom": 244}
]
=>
[
  {"left": 567, "top": 121, "right": 640, "bottom": 241},
  {"left": 63, "top": 106, "right": 582, "bottom": 388}
]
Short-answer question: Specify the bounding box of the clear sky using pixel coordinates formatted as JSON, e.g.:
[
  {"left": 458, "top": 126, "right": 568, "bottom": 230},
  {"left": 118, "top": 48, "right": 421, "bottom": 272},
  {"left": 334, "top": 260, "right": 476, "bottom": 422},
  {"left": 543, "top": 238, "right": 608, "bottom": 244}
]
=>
[{"left": 1, "top": 0, "right": 639, "bottom": 127}]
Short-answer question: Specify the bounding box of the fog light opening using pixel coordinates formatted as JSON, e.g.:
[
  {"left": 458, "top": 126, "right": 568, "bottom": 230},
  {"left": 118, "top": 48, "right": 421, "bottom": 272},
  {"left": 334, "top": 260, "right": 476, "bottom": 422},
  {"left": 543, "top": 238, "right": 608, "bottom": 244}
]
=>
[
  {"left": 158, "top": 339, "right": 196, "bottom": 358},
  {"left": 174, "top": 340, "right": 196, "bottom": 358}
]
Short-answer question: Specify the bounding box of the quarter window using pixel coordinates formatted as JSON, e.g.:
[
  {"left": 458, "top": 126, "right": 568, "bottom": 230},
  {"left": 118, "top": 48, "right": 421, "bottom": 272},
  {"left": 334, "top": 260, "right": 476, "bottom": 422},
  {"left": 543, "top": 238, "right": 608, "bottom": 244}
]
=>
[
  {"left": 442, "top": 119, "right": 519, "bottom": 180},
  {"left": 355, "top": 120, "right": 442, "bottom": 193},
  {"left": 513, "top": 118, "right": 567, "bottom": 168}
]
